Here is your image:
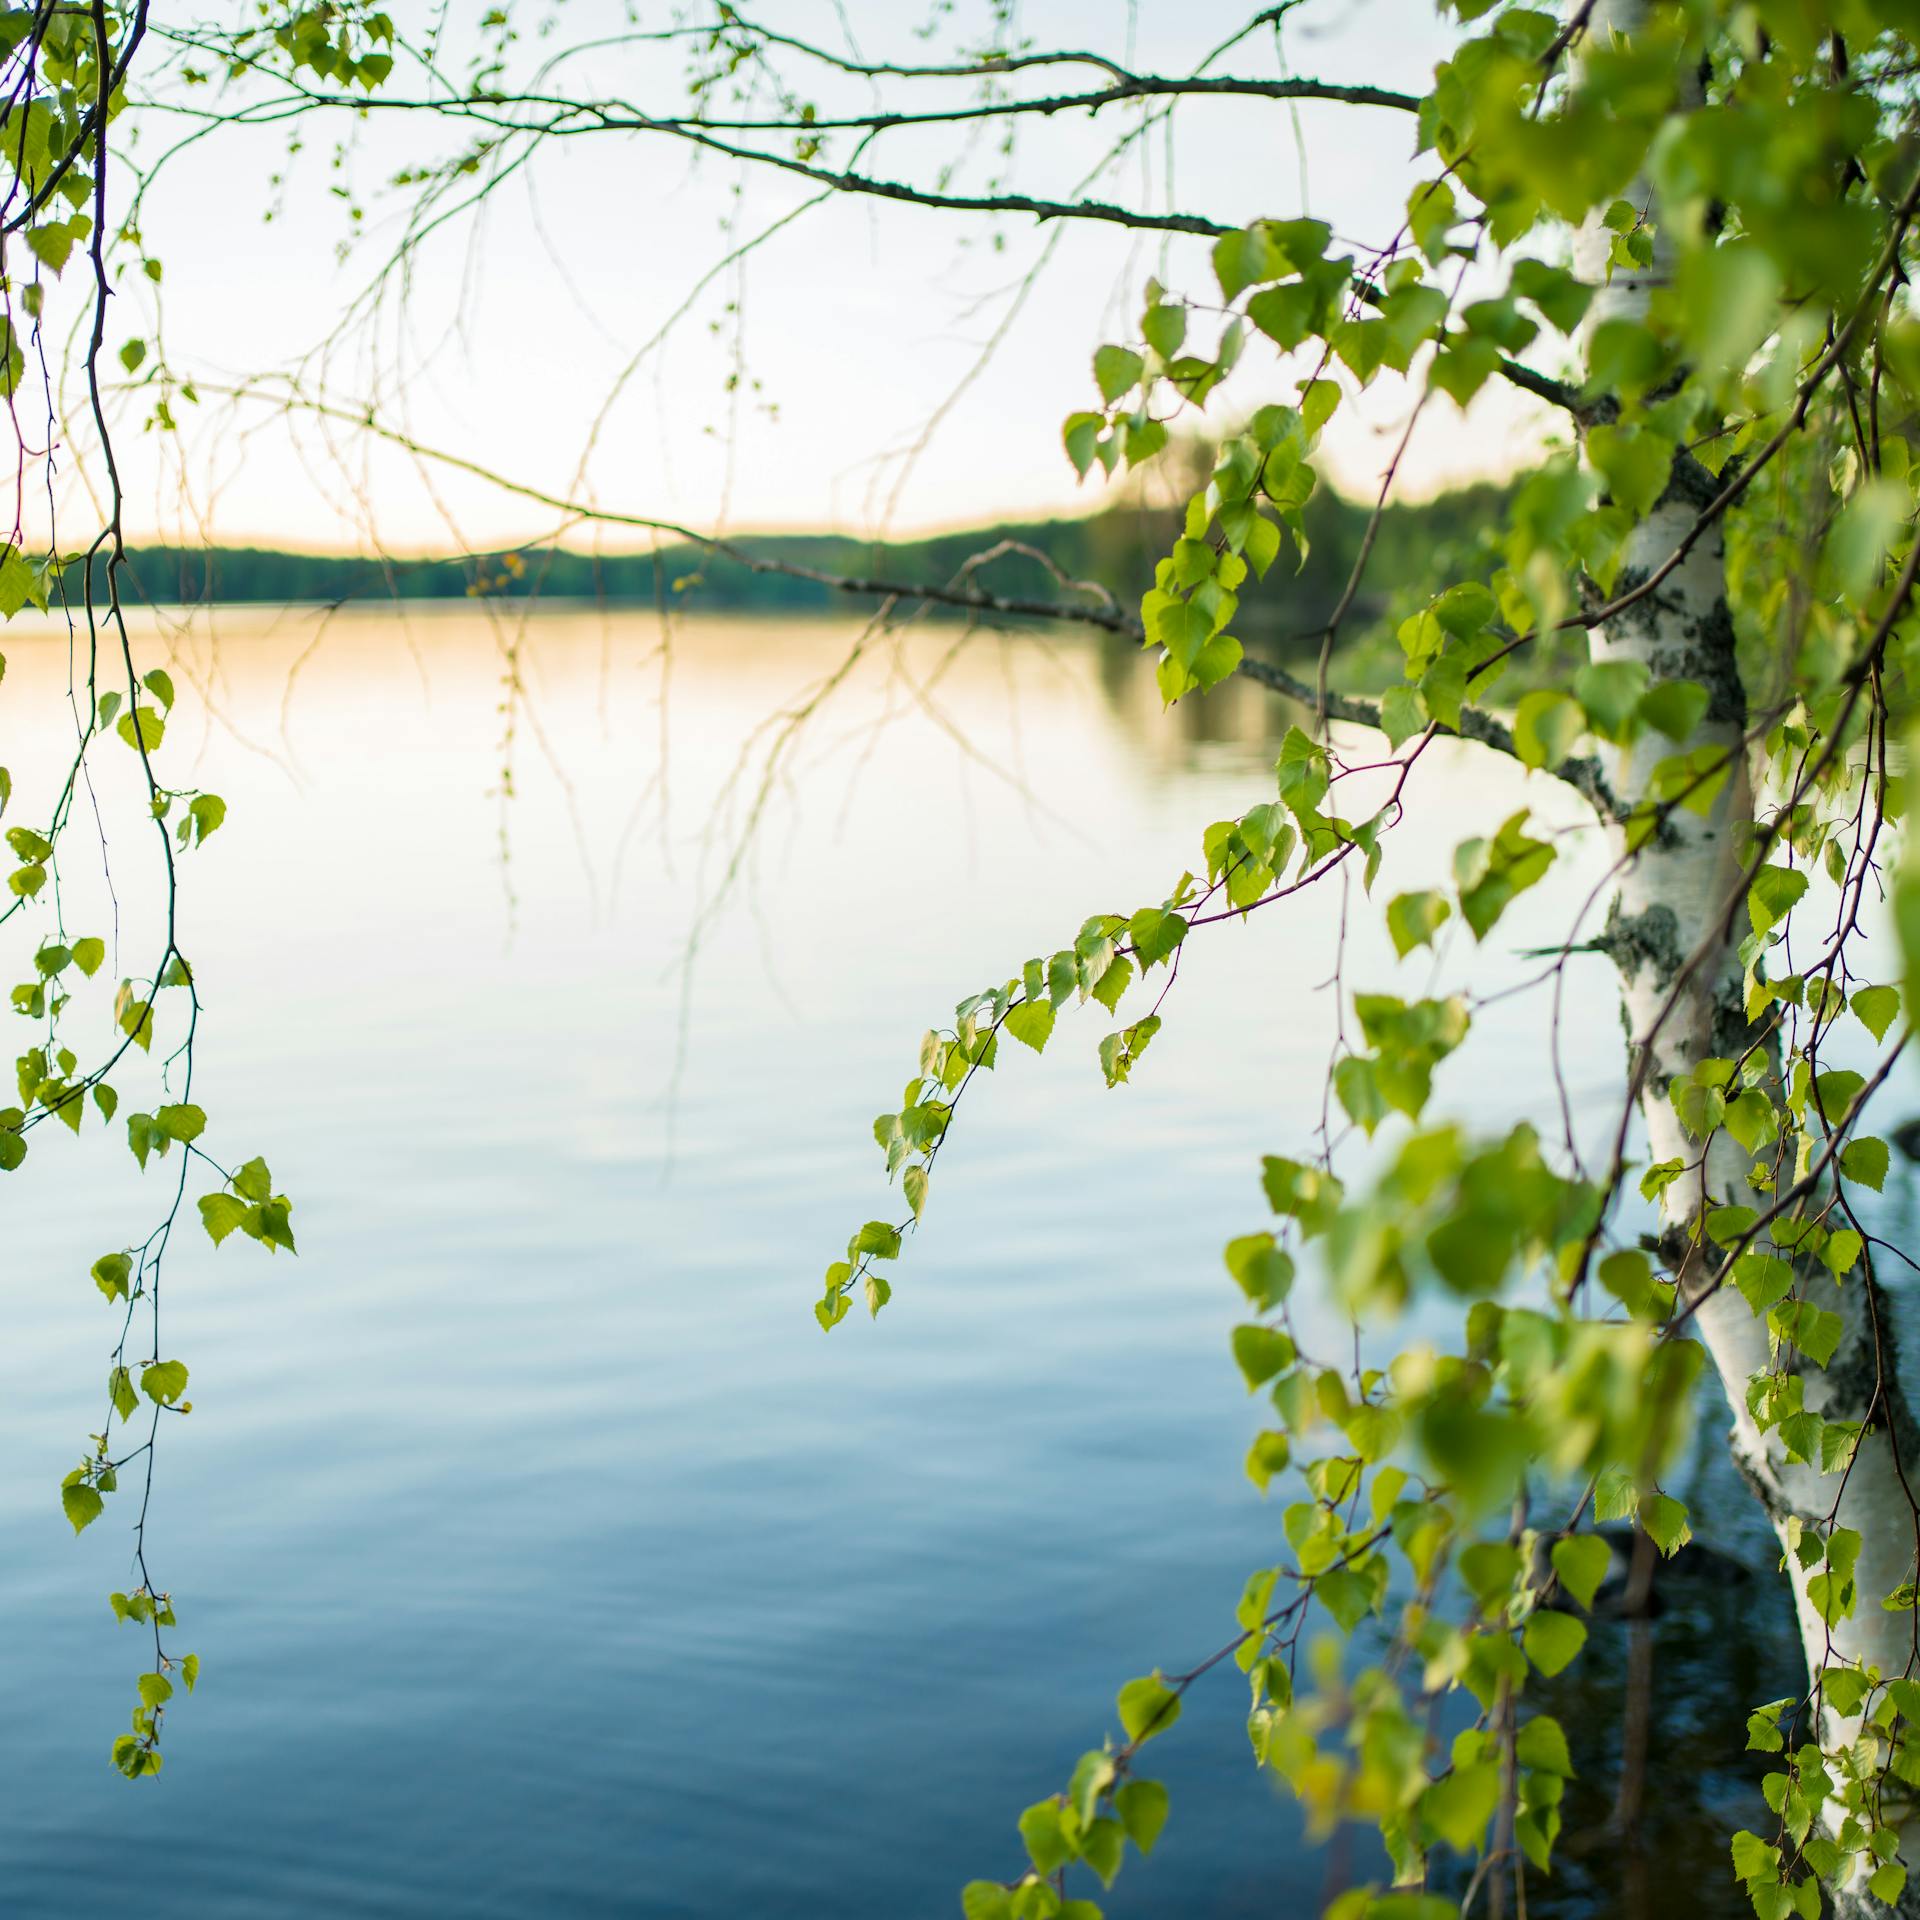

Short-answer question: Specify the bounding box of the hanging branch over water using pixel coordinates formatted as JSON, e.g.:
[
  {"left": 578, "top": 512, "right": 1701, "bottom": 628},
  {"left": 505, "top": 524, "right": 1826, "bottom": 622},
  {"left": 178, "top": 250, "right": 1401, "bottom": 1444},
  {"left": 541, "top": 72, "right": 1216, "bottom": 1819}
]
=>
[{"left": 12, "top": 13, "right": 1920, "bottom": 1920}]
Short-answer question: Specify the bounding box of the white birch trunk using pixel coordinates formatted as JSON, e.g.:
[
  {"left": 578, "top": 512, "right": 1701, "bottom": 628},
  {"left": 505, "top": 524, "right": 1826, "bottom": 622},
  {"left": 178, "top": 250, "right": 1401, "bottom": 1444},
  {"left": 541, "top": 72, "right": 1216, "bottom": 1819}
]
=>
[{"left": 1574, "top": 7, "right": 1920, "bottom": 1906}]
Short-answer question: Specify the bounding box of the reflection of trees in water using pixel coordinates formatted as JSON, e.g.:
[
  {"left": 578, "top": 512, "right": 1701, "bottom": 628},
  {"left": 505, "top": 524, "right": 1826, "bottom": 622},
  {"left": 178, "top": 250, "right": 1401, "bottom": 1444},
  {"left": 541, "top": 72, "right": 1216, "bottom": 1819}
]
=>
[
  {"left": 1311, "top": 1536, "right": 1795, "bottom": 1920},
  {"left": 1534, "top": 1563, "right": 1797, "bottom": 1918},
  {"left": 1519, "top": 1372, "right": 1805, "bottom": 1914},
  {"left": 1407, "top": 1411, "right": 1803, "bottom": 1918},
  {"left": 1087, "top": 628, "right": 1300, "bottom": 775}
]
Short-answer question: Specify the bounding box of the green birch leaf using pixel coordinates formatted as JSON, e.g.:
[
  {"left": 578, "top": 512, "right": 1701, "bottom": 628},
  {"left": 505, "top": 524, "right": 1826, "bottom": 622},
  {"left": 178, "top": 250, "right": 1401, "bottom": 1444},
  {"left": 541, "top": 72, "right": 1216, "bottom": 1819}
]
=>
[
  {"left": 1115, "top": 1777, "right": 1169, "bottom": 1855},
  {"left": 1550, "top": 1534, "right": 1612, "bottom": 1611},
  {"left": 62, "top": 1481, "right": 102, "bottom": 1534},
  {"left": 1117, "top": 1672, "right": 1181, "bottom": 1744},
  {"left": 1523, "top": 1609, "right": 1588, "bottom": 1676},
  {"left": 1387, "top": 890, "right": 1451, "bottom": 957},
  {"left": 1641, "top": 1494, "right": 1692, "bottom": 1557},
  {"left": 140, "top": 1360, "right": 189, "bottom": 1406},
  {"left": 199, "top": 1193, "right": 248, "bottom": 1245},
  {"left": 961, "top": 1886, "right": 1012, "bottom": 1920},
  {"left": 116, "top": 707, "right": 165, "bottom": 753},
  {"left": 1840, "top": 1138, "right": 1889, "bottom": 1192},
  {"left": 1004, "top": 1000, "right": 1055, "bottom": 1053},
  {"left": 1516, "top": 1714, "right": 1573, "bottom": 1777},
  {"left": 1093, "top": 345, "right": 1143, "bottom": 401},
  {"left": 1851, "top": 985, "right": 1899, "bottom": 1041},
  {"left": 1424, "top": 1760, "right": 1500, "bottom": 1853}
]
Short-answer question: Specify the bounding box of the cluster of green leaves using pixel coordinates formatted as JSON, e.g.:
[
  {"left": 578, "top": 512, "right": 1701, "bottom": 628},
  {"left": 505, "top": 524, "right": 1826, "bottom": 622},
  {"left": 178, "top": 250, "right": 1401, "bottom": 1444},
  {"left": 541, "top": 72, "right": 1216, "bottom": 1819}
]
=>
[
  {"left": 817, "top": 652, "right": 1913, "bottom": 1920},
  {"left": 0, "top": 1, "right": 125, "bottom": 377},
  {"left": 0, "top": 0, "right": 314, "bottom": 1783},
  {"left": 949, "top": 1109, "right": 1708, "bottom": 1917},
  {"left": 1734, "top": 1684, "right": 1915, "bottom": 1915},
  {"left": 263, "top": 4, "right": 395, "bottom": 91},
  {"left": 801, "top": 2, "right": 1920, "bottom": 1915},
  {"left": 813, "top": 714, "right": 1426, "bottom": 1333},
  {"left": 103, "top": 1592, "right": 196, "bottom": 1780},
  {"left": 923, "top": 955, "right": 1910, "bottom": 1918}
]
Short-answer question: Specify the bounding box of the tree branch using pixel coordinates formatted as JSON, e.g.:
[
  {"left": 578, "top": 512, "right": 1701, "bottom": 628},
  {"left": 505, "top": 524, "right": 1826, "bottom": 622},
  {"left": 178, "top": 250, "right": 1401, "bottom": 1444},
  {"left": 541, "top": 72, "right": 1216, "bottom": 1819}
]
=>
[
  {"left": 592, "top": 110, "right": 1235, "bottom": 232},
  {"left": 1494, "top": 354, "right": 1584, "bottom": 414},
  {"left": 610, "top": 74, "right": 1421, "bottom": 137},
  {"left": 483, "top": 97, "right": 1249, "bottom": 237},
  {"left": 1236, "top": 654, "right": 1625, "bottom": 821},
  {"left": 140, "top": 78, "right": 1243, "bottom": 239}
]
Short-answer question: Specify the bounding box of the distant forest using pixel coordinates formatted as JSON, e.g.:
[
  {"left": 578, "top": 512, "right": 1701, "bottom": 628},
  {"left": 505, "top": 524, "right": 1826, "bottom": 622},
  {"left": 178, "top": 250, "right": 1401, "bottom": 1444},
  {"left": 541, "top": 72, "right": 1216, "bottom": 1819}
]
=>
[{"left": 105, "top": 479, "right": 1534, "bottom": 685}]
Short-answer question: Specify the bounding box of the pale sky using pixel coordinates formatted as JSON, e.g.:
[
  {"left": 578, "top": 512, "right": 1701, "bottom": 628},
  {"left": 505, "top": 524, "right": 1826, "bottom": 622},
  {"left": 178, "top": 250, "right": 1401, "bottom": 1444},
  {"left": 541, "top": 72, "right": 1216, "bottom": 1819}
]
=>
[{"left": 86, "top": 0, "right": 1554, "bottom": 553}]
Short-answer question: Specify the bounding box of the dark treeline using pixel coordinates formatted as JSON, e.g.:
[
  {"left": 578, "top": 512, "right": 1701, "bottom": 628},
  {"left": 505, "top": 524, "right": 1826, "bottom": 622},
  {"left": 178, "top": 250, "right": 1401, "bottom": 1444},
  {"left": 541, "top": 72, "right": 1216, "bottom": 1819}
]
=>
[{"left": 103, "top": 480, "right": 1512, "bottom": 666}]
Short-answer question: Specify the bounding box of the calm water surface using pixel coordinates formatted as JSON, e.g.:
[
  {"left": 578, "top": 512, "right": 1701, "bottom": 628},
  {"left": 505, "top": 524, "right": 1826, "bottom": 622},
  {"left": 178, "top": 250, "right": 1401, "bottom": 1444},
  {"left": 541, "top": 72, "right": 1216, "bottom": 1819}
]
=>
[{"left": 1, "top": 607, "right": 1910, "bottom": 1915}]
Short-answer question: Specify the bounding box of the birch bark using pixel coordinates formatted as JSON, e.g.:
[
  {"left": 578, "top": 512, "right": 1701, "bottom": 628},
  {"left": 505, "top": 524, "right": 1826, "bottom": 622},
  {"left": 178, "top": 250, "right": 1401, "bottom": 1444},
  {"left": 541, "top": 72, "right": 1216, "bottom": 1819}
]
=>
[{"left": 1574, "top": 7, "right": 1920, "bottom": 1906}]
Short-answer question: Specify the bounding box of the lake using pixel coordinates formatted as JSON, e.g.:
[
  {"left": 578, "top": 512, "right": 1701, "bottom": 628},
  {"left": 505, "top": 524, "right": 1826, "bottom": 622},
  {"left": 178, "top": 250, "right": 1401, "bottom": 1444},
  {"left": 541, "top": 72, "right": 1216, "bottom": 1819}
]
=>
[{"left": 0, "top": 605, "right": 1905, "bottom": 1915}]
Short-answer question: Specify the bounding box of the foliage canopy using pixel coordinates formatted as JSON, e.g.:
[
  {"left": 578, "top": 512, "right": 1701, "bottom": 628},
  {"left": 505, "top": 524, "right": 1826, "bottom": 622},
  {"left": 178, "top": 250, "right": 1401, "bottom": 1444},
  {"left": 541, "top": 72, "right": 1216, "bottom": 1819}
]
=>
[{"left": 7, "top": 3, "right": 1920, "bottom": 1917}]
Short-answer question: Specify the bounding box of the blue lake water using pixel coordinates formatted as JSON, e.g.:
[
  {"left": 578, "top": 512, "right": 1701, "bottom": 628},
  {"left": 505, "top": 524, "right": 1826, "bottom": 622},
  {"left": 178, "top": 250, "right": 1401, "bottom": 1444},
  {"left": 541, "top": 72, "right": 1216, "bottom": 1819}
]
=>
[{"left": 1, "top": 607, "right": 1910, "bottom": 1915}]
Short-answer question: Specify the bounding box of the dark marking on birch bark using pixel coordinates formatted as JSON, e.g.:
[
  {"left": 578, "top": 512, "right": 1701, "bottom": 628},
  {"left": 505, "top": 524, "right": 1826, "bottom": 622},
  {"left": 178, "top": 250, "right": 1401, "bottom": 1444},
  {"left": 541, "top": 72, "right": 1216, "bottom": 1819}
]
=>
[{"left": 1596, "top": 899, "right": 1685, "bottom": 987}]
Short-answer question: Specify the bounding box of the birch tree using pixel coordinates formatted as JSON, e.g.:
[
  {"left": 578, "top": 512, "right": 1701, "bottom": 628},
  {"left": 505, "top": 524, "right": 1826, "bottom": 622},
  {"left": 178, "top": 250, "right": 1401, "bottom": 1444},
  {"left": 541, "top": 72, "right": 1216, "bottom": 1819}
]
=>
[{"left": 5, "top": 3, "right": 1920, "bottom": 1916}]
